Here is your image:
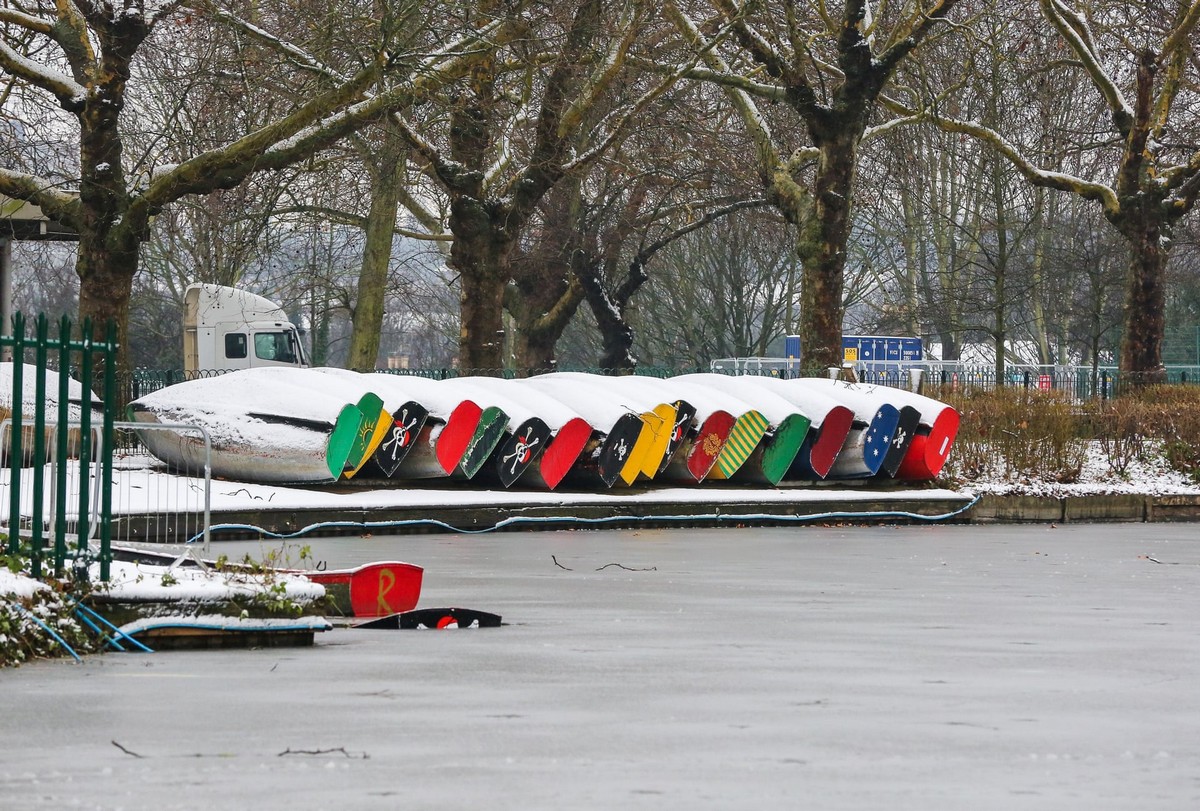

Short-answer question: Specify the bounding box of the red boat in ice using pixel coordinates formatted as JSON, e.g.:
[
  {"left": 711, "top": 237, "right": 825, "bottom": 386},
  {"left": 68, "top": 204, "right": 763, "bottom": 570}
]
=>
[{"left": 305, "top": 561, "right": 424, "bottom": 618}]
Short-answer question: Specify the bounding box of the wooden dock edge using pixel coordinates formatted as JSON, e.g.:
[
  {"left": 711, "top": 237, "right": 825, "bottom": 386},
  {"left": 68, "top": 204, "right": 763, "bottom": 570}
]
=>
[{"left": 108, "top": 491, "right": 1200, "bottom": 542}]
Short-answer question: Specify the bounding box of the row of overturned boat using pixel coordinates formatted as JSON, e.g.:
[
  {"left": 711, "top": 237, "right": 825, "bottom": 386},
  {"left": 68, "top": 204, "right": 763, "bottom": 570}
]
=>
[{"left": 128, "top": 369, "right": 960, "bottom": 490}]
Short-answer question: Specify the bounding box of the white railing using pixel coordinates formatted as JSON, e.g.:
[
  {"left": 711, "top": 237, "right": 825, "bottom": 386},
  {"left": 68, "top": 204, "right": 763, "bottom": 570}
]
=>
[
  {"left": 1, "top": 420, "right": 213, "bottom": 554},
  {"left": 108, "top": 422, "right": 212, "bottom": 552}
]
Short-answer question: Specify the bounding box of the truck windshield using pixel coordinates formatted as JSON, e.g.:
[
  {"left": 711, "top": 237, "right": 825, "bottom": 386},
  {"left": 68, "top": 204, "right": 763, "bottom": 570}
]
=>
[{"left": 254, "top": 331, "right": 297, "bottom": 364}]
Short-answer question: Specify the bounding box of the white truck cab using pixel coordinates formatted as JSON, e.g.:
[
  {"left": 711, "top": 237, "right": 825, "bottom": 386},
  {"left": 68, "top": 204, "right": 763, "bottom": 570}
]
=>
[{"left": 183, "top": 283, "right": 309, "bottom": 375}]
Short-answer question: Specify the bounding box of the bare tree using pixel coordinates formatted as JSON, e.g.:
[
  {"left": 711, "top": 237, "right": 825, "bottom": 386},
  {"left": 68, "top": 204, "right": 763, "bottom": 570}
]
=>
[
  {"left": 921, "top": 0, "right": 1200, "bottom": 387},
  {"left": 0, "top": 0, "right": 520, "bottom": 373},
  {"left": 634, "top": 210, "right": 795, "bottom": 368},
  {"left": 386, "top": 0, "right": 686, "bottom": 370},
  {"left": 663, "top": 0, "right": 963, "bottom": 371}
]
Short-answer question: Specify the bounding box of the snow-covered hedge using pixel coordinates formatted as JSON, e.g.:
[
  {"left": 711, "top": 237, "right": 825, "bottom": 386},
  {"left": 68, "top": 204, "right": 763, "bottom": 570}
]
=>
[
  {"left": 941, "top": 386, "right": 1200, "bottom": 494},
  {"left": 0, "top": 559, "right": 96, "bottom": 667}
]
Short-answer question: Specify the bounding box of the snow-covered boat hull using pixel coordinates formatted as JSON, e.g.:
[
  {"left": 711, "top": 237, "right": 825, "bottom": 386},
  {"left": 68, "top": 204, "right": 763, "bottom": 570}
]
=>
[{"left": 128, "top": 368, "right": 357, "bottom": 484}]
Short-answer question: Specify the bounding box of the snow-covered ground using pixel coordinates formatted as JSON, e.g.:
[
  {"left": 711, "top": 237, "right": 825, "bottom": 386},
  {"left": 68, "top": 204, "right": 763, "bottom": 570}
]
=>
[
  {"left": 953, "top": 441, "right": 1200, "bottom": 499},
  {"left": 0, "top": 568, "right": 47, "bottom": 599}
]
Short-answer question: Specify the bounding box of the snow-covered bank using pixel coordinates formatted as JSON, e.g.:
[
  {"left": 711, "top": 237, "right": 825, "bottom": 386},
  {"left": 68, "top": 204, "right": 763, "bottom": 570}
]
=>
[
  {"left": 952, "top": 441, "right": 1200, "bottom": 499},
  {"left": 1, "top": 554, "right": 326, "bottom": 668}
]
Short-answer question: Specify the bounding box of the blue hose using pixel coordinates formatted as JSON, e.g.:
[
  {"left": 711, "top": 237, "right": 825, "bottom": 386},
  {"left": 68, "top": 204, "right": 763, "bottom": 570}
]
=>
[
  {"left": 11, "top": 603, "right": 82, "bottom": 663},
  {"left": 71, "top": 600, "right": 155, "bottom": 654},
  {"left": 186, "top": 494, "right": 982, "bottom": 545}
]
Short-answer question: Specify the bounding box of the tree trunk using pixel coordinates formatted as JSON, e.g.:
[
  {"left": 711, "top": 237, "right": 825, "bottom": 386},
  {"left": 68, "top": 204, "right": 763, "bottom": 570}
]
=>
[
  {"left": 1115, "top": 214, "right": 1168, "bottom": 388},
  {"left": 458, "top": 269, "right": 507, "bottom": 371},
  {"left": 577, "top": 256, "right": 644, "bottom": 372},
  {"left": 589, "top": 293, "right": 637, "bottom": 371},
  {"left": 452, "top": 228, "right": 509, "bottom": 371},
  {"left": 510, "top": 278, "right": 584, "bottom": 372},
  {"left": 508, "top": 180, "right": 587, "bottom": 371},
  {"left": 938, "top": 330, "right": 960, "bottom": 362},
  {"left": 899, "top": 183, "right": 923, "bottom": 336},
  {"left": 1030, "top": 189, "right": 1054, "bottom": 365},
  {"left": 443, "top": 157, "right": 513, "bottom": 371},
  {"left": 795, "top": 139, "right": 856, "bottom": 373},
  {"left": 990, "top": 158, "right": 1008, "bottom": 387},
  {"left": 76, "top": 55, "right": 141, "bottom": 381},
  {"left": 76, "top": 226, "right": 139, "bottom": 383},
  {"left": 309, "top": 286, "right": 330, "bottom": 366},
  {"left": 346, "top": 153, "right": 404, "bottom": 371},
  {"left": 513, "top": 321, "right": 558, "bottom": 372}
]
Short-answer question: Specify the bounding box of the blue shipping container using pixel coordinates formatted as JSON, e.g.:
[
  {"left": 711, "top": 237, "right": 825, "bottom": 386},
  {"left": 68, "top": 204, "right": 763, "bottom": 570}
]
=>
[{"left": 842, "top": 335, "right": 923, "bottom": 363}]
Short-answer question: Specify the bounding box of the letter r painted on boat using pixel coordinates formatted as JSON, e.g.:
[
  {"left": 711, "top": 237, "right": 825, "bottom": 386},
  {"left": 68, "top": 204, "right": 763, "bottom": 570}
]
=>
[{"left": 377, "top": 568, "right": 397, "bottom": 615}]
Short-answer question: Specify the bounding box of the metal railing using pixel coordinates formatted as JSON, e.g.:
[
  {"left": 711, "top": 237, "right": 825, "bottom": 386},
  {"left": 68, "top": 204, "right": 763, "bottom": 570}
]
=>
[
  {"left": 109, "top": 422, "right": 212, "bottom": 551},
  {"left": 2, "top": 314, "right": 117, "bottom": 580},
  {"left": 1, "top": 421, "right": 104, "bottom": 546}
]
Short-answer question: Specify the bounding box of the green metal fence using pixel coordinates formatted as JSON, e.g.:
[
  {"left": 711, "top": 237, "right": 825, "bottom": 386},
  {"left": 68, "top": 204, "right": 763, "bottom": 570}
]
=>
[{"left": 2, "top": 313, "right": 118, "bottom": 581}]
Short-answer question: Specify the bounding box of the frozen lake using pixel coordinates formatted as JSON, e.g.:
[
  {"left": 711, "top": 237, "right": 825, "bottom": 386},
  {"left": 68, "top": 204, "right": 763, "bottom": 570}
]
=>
[{"left": 2, "top": 523, "right": 1199, "bottom": 810}]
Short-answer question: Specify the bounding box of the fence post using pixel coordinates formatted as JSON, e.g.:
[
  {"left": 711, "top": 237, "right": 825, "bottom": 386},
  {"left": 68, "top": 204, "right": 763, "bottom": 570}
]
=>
[
  {"left": 5, "top": 313, "right": 24, "bottom": 557},
  {"left": 30, "top": 315, "right": 49, "bottom": 578},
  {"left": 2, "top": 314, "right": 117, "bottom": 581},
  {"left": 99, "top": 321, "right": 117, "bottom": 583},
  {"left": 76, "top": 318, "right": 95, "bottom": 570},
  {"left": 53, "top": 315, "right": 71, "bottom": 576}
]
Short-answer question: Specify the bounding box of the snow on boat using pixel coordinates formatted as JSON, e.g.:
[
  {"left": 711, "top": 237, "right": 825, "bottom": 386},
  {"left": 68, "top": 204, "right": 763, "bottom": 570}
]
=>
[
  {"left": 595, "top": 376, "right": 737, "bottom": 483},
  {"left": 788, "top": 378, "right": 875, "bottom": 478},
  {"left": 542, "top": 373, "right": 680, "bottom": 481},
  {"left": 451, "top": 379, "right": 590, "bottom": 487},
  {"left": 2, "top": 362, "right": 103, "bottom": 463},
  {"left": 439, "top": 378, "right": 568, "bottom": 484},
  {"left": 456, "top": 378, "right": 593, "bottom": 489},
  {"left": 565, "top": 374, "right": 702, "bottom": 477},
  {"left": 673, "top": 374, "right": 811, "bottom": 485},
  {"left": 537, "top": 374, "right": 674, "bottom": 486},
  {"left": 359, "top": 372, "right": 484, "bottom": 479},
  {"left": 516, "top": 375, "right": 650, "bottom": 487},
  {"left": 128, "top": 367, "right": 354, "bottom": 484},
  {"left": 1, "top": 361, "right": 102, "bottom": 419},
  {"left": 644, "top": 377, "right": 769, "bottom": 481},
  {"left": 456, "top": 405, "right": 509, "bottom": 479},
  {"left": 747, "top": 377, "right": 855, "bottom": 479},
  {"left": 108, "top": 544, "right": 422, "bottom": 619},
  {"left": 789, "top": 378, "right": 903, "bottom": 478},
  {"left": 366, "top": 400, "right": 429, "bottom": 478},
  {"left": 872, "top": 387, "right": 961, "bottom": 480},
  {"left": 452, "top": 377, "right": 586, "bottom": 488},
  {"left": 792, "top": 379, "right": 918, "bottom": 478},
  {"left": 342, "top": 392, "right": 392, "bottom": 479},
  {"left": 878, "top": 404, "right": 921, "bottom": 478}
]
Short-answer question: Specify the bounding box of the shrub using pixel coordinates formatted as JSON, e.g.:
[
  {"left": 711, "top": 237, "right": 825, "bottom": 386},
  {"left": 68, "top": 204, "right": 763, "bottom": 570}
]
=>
[
  {"left": 1082, "top": 398, "right": 1148, "bottom": 477},
  {"left": 940, "top": 384, "right": 1200, "bottom": 486},
  {"left": 1129, "top": 386, "right": 1200, "bottom": 482},
  {"left": 942, "top": 389, "right": 1087, "bottom": 484},
  {"left": 0, "top": 588, "right": 96, "bottom": 667}
]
